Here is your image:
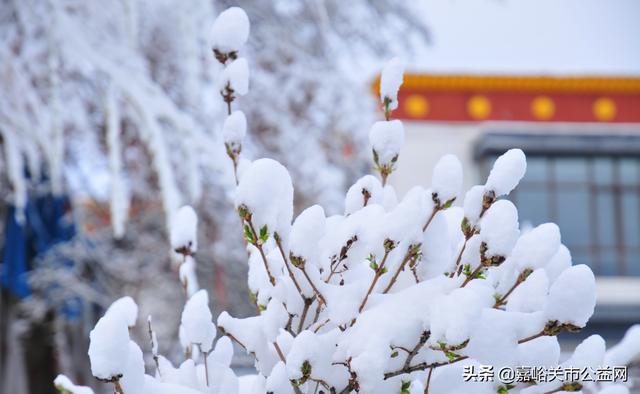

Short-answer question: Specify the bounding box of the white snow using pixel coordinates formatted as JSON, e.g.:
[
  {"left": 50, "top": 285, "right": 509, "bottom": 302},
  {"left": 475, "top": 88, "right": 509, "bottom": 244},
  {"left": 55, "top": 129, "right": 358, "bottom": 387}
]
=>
[
  {"left": 604, "top": 324, "right": 640, "bottom": 366},
  {"left": 598, "top": 386, "right": 631, "bottom": 394},
  {"left": 480, "top": 199, "right": 520, "bottom": 257},
  {"left": 462, "top": 184, "right": 484, "bottom": 226},
  {"left": 210, "top": 7, "right": 250, "bottom": 53},
  {"left": 220, "top": 57, "right": 250, "bottom": 96},
  {"left": 344, "top": 175, "right": 384, "bottom": 214},
  {"left": 368, "top": 120, "right": 404, "bottom": 167},
  {"left": 562, "top": 334, "right": 606, "bottom": 370},
  {"left": 235, "top": 158, "right": 294, "bottom": 240},
  {"left": 180, "top": 290, "right": 216, "bottom": 352},
  {"left": 120, "top": 341, "right": 145, "bottom": 393},
  {"left": 379, "top": 57, "right": 404, "bottom": 110},
  {"left": 179, "top": 256, "right": 200, "bottom": 297},
  {"left": 485, "top": 149, "right": 527, "bottom": 196},
  {"left": 517, "top": 335, "right": 560, "bottom": 367},
  {"left": 170, "top": 205, "right": 198, "bottom": 254},
  {"left": 54, "top": 374, "right": 95, "bottom": 394},
  {"left": 420, "top": 210, "right": 453, "bottom": 279},
  {"left": 505, "top": 268, "right": 549, "bottom": 313},
  {"left": 544, "top": 244, "right": 572, "bottom": 283},
  {"left": 431, "top": 154, "right": 463, "bottom": 204},
  {"left": 544, "top": 264, "right": 596, "bottom": 327},
  {"left": 1, "top": 130, "right": 27, "bottom": 222},
  {"left": 466, "top": 308, "right": 519, "bottom": 368},
  {"left": 289, "top": 205, "right": 326, "bottom": 265},
  {"left": 223, "top": 110, "right": 247, "bottom": 147},
  {"left": 266, "top": 362, "right": 295, "bottom": 394},
  {"left": 105, "top": 296, "right": 138, "bottom": 328},
  {"left": 88, "top": 309, "right": 131, "bottom": 379},
  {"left": 430, "top": 284, "right": 494, "bottom": 345},
  {"left": 509, "top": 223, "right": 561, "bottom": 271}
]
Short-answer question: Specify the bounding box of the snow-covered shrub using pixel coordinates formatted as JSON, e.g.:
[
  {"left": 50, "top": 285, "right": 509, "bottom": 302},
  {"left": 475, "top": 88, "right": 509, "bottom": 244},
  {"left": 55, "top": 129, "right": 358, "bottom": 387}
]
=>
[{"left": 57, "top": 7, "right": 640, "bottom": 394}]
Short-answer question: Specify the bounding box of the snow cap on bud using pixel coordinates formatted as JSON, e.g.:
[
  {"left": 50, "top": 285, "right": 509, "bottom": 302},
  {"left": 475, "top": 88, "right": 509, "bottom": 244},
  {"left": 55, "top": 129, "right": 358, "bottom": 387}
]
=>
[
  {"left": 54, "top": 375, "right": 95, "bottom": 394},
  {"left": 345, "top": 175, "right": 383, "bottom": 214},
  {"left": 510, "top": 223, "right": 561, "bottom": 272},
  {"left": 290, "top": 205, "right": 326, "bottom": 264},
  {"left": 562, "top": 334, "right": 605, "bottom": 370},
  {"left": 211, "top": 7, "right": 250, "bottom": 54},
  {"left": 369, "top": 120, "right": 404, "bottom": 168},
  {"left": 223, "top": 110, "right": 247, "bottom": 148},
  {"left": 480, "top": 199, "right": 519, "bottom": 258},
  {"left": 379, "top": 57, "right": 404, "bottom": 110},
  {"left": 544, "top": 264, "right": 596, "bottom": 328},
  {"left": 485, "top": 148, "right": 527, "bottom": 196},
  {"left": 544, "top": 244, "right": 572, "bottom": 283},
  {"left": 431, "top": 154, "right": 463, "bottom": 206},
  {"left": 463, "top": 185, "right": 485, "bottom": 226},
  {"left": 88, "top": 309, "right": 131, "bottom": 379},
  {"left": 180, "top": 289, "right": 216, "bottom": 352},
  {"left": 604, "top": 325, "right": 640, "bottom": 366},
  {"left": 235, "top": 158, "right": 294, "bottom": 241},
  {"left": 220, "top": 57, "right": 249, "bottom": 96},
  {"left": 105, "top": 296, "right": 138, "bottom": 328},
  {"left": 170, "top": 205, "right": 198, "bottom": 255}
]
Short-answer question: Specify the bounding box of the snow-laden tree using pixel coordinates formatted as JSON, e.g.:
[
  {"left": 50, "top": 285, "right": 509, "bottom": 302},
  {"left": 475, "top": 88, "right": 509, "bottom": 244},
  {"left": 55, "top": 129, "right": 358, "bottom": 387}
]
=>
[
  {"left": 1, "top": 2, "right": 430, "bottom": 383},
  {"left": 55, "top": 8, "right": 640, "bottom": 394}
]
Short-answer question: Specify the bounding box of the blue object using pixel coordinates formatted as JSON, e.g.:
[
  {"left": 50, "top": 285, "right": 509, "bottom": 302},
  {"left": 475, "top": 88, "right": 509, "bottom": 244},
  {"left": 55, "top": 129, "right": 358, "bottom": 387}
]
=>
[{"left": 1, "top": 194, "right": 75, "bottom": 299}]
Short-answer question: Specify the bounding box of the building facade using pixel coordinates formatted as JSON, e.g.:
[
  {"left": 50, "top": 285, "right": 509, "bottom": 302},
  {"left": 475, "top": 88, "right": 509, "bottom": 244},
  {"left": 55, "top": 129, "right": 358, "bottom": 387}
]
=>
[{"left": 383, "top": 74, "right": 640, "bottom": 338}]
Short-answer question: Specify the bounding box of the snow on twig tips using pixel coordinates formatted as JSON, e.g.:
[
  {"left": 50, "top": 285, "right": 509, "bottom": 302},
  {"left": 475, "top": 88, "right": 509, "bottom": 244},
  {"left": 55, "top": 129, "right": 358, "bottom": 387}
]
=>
[
  {"left": 170, "top": 205, "right": 198, "bottom": 256},
  {"left": 210, "top": 7, "right": 250, "bottom": 61},
  {"left": 54, "top": 374, "right": 95, "bottom": 394},
  {"left": 181, "top": 289, "right": 216, "bottom": 353},
  {"left": 369, "top": 120, "right": 404, "bottom": 185},
  {"left": 223, "top": 110, "right": 247, "bottom": 158},
  {"left": 431, "top": 154, "right": 463, "bottom": 208},
  {"left": 485, "top": 148, "right": 527, "bottom": 197},
  {"left": 236, "top": 158, "right": 293, "bottom": 244},
  {"left": 379, "top": 57, "right": 404, "bottom": 118}
]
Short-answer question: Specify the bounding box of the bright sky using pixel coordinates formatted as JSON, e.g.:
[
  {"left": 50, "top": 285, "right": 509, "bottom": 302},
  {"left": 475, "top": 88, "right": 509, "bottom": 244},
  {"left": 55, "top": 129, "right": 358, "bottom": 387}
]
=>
[{"left": 412, "top": 0, "right": 640, "bottom": 75}]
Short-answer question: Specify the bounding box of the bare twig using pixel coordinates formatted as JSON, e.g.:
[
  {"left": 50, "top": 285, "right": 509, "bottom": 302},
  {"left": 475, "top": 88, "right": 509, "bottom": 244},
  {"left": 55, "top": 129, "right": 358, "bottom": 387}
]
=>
[
  {"left": 298, "top": 297, "right": 313, "bottom": 334},
  {"left": 494, "top": 269, "right": 532, "bottom": 308},
  {"left": 422, "top": 207, "right": 439, "bottom": 232},
  {"left": 383, "top": 244, "right": 420, "bottom": 294},
  {"left": 147, "top": 317, "right": 161, "bottom": 377},
  {"left": 403, "top": 331, "right": 430, "bottom": 370},
  {"left": 357, "top": 244, "right": 394, "bottom": 314},
  {"left": 383, "top": 355, "right": 469, "bottom": 380},
  {"left": 274, "top": 233, "right": 306, "bottom": 300},
  {"left": 245, "top": 217, "right": 276, "bottom": 286},
  {"left": 460, "top": 263, "right": 484, "bottom": 287},
  {"left": 96, "top": 376, "right": 124, "bottom": 394},
  {"left": 199, "top": 345, "right": 210, "bottom": 387},
  {"left": 424, "top": 367, "right": 434, "bottom": 394}
]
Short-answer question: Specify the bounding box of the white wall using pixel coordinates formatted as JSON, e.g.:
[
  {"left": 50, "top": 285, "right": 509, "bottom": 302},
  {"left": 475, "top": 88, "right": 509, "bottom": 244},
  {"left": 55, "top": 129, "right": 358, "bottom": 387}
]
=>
[
  {"left": 389, "top": 120, "right": 640, "bottom": 198},
  {"left": 390, "top": 121, "right": 483, "bottom": 197}
]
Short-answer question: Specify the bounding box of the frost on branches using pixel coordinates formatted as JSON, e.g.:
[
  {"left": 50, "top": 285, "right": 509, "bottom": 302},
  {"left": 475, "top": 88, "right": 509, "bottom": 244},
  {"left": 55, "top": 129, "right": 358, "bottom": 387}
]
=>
[{"left": 62, "top": 7, "right": 640, "bottom": 394}]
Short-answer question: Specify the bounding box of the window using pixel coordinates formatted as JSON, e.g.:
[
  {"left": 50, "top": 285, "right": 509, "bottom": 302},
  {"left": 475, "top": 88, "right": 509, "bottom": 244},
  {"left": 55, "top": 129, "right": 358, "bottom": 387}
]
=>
[{"left": 477, "top": 133, "right": 640, "bottom": 276}]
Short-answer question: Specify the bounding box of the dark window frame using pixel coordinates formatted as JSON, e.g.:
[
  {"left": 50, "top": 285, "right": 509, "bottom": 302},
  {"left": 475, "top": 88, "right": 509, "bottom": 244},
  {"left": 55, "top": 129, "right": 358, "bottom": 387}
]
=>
[{"left": 476, "top": 133, "right": 640, "bottom": 276}]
